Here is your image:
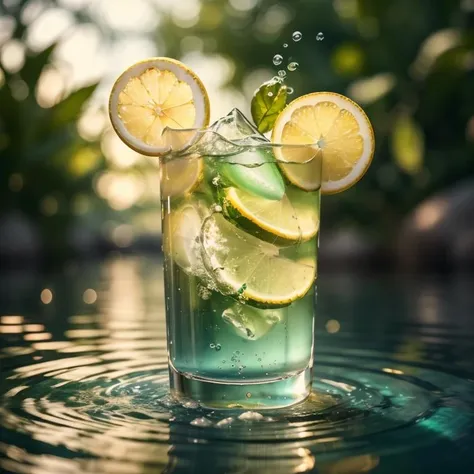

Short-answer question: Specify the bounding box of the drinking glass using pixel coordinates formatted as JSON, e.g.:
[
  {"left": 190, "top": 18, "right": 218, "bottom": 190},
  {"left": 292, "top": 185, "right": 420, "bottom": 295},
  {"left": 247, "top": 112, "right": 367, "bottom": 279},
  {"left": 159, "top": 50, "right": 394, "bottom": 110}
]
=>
[{"left": 160, "top": 126, "right": 321, "bottom": 409}]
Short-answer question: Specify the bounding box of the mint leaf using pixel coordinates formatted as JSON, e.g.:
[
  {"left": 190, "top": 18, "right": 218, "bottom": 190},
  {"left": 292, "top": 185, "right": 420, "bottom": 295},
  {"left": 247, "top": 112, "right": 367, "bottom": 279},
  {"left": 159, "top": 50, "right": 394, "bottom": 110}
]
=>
[{"left": 251, "top": 80, "right": 288, "bottom": 134}]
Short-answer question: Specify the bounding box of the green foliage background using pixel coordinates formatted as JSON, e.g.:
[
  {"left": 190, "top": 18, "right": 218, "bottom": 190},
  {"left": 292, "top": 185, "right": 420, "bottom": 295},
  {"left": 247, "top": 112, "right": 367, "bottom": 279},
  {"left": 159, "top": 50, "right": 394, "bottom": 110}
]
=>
[{"left": 0, "top": 0, "right": 473, "bottom": 258}]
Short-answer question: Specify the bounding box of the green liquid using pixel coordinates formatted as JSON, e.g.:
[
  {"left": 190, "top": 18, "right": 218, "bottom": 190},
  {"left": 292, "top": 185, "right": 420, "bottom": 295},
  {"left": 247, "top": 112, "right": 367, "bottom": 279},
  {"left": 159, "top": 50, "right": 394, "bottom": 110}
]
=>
[
  {"left": 161, "top": 155, "right": 320, "bottom": 407},
  {"left": 164, "top": 263, "right": 315, "bottom": 382}
]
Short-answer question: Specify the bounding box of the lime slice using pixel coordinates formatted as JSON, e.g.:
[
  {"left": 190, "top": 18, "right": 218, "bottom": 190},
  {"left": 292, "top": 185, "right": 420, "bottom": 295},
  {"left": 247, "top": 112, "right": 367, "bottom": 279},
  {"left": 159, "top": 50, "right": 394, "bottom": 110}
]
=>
[
  {"left": 280, "top": 239, "right": 318, "bottom": 275},
  {"left": 215, "top": 148, "right": 285, "bottom": 201},
  {"left": 272, "top": 92, "right": 375, "bottom": 194},
  {"left": 223, "top": 186, "right": 320, "bottom": 242},
  {"left": 201, "top": 213, "right": 316, "bottom": 307},
  {"left": 109, "top": 57, "right": 210, "bottom": 156},
  {"left": 161, "top": 156, "right": 203, "bottom": 199}
]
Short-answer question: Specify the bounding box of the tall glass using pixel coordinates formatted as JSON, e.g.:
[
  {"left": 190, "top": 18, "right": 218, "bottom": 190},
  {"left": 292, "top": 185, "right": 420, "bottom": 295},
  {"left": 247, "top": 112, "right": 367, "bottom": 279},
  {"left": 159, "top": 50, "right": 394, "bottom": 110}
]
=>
[{"left": 160, "top": 125, "right": 321, "bottom": 409}]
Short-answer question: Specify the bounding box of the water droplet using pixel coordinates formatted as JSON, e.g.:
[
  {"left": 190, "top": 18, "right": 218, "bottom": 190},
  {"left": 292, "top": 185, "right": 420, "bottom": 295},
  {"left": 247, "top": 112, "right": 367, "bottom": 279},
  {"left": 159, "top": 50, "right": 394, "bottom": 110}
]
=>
[
  {"left": 283, "top": 43, "right": 288, "bottom": 48},
  {"left": 183, "top": 400, "right": 200, "bottom": 409},
  {"left": 191, "top": 417, "right": 213, "bottom": 427},
  {"left": 216, "top": 344, "right": 222, "bottom": 351},
  {"left": 292, "top": 31, "right": 302, "bottom": 42},
  {"left": 287, "top": 87, "right": 294, "bottom": 95},
  {"left": 273, "top": 54, "right": 283, "bottom": 66},
  {"left": 278, "top": 70, "right": 287, "bottom": 78},
  {"left": 216, "top": 417, "right": 234, "bottom": 427},
  {"left": 316, "top": 32, "right": 324, "bottom": 41},
  {"left": 239, "top": 411, "right": 265, "bottom": 421},
  {"left": 287, "top": 61, "right": 299, "bottom": 72}
]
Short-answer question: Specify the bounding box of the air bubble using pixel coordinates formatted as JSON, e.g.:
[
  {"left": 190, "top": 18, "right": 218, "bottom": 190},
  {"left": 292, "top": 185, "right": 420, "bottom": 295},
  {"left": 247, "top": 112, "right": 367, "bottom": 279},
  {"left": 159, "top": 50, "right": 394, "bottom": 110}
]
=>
[
  {"left": 268, "top": 91, "right": 274, "bottom": 97},
  {"left": 316, "top": 32, "right": 324, "bottom": 41},
  {"left": 273, "top": 54, "right": 283, "bottom": 66},
  {"left": 287, "top": 87, "right": 294, "bottom": 95},
  {"left": 278, "top": 70, "right": 287, "bottom": 78},
  {"left": 292, "top": 31, "right": 302, "bottom": 42},
  {"left": 215, "top": 344, "right": 222, "bottom": 351},
  {"left": 287, "top": 62, "right": 299, "bottom": 72},
  {"left": 209, "top": 343, "right": 215, "bottom": 349},
  {"left": 283, "top": 43, "right": 288, "bottom": 48}
]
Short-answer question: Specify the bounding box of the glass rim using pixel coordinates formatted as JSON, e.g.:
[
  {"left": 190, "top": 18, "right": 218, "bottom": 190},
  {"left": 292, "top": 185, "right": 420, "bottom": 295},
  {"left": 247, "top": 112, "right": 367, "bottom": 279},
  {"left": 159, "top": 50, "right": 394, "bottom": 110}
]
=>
[{"left": 160, "top": 125, "right": 321, "bottom": 163}]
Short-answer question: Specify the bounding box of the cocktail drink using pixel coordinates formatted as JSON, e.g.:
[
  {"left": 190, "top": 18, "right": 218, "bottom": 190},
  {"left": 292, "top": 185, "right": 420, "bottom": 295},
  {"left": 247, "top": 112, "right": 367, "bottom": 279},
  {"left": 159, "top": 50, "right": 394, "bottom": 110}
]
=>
[
  {"left": 109, "top": 58, "right": 374, "bottom": 409},
  {"left": 160, "top": 112, "right": 321, "bottom": 407}
]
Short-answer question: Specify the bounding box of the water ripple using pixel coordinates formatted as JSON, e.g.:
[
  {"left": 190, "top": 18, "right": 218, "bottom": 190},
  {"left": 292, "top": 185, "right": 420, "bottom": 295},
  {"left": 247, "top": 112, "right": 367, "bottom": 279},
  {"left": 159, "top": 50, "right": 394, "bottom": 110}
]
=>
[{"left": 1, "top": 260, "right": 474, "bottom": 473}]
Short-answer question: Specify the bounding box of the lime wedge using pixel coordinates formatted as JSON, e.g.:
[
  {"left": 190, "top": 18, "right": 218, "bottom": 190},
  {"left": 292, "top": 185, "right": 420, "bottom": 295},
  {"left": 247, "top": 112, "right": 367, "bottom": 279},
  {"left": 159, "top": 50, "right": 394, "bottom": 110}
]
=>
[
  {"left": 223, "top": 186, "right": 320, "bottom": 243},
  {"left": 201, "top": 213, "right": 316, "bottom": 307},
  {"left": 214, "top": 148, "right": 285, "bottom": 201}
]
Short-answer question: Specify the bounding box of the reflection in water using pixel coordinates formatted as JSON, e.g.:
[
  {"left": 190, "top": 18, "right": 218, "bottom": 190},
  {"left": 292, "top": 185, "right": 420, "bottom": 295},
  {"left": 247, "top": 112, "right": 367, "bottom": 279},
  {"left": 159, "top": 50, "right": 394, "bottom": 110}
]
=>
[{"left": 1, "top": 258, "right": 474, "bottom": 473}]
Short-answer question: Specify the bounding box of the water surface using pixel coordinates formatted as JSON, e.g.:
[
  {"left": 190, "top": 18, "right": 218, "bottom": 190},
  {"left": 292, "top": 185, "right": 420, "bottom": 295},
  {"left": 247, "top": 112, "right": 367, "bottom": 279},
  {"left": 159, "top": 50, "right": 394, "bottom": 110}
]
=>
[{"left": 1, "top": 257, "right": 474, "bottom": 473}]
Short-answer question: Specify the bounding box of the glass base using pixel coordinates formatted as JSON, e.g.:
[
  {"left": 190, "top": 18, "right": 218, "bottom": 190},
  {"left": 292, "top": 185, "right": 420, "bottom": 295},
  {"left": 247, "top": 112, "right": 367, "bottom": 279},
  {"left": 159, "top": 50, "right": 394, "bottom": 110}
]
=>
[{"left": 169, "top": 365, "right": 312, "bottom": 409}]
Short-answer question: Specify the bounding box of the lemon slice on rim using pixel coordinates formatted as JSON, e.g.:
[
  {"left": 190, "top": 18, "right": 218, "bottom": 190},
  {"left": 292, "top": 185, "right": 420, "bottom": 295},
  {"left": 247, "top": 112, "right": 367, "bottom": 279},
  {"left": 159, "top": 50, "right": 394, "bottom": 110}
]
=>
[
  {"left": 109, "top": 57, "right": 210, "bottom": 156},
  {"left": 272, "top": 92, "right": 375, "bottom": 194}
]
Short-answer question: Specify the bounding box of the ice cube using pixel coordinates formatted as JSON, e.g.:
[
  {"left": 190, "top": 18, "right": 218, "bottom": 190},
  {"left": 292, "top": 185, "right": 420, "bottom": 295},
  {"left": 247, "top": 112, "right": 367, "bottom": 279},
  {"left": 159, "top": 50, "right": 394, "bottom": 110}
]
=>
[
  {"left": 211, "top": 108, "right": 268, "bottom": 145},
  {"left": 221, "top": 302, "right": 282, "bottom": 340}
]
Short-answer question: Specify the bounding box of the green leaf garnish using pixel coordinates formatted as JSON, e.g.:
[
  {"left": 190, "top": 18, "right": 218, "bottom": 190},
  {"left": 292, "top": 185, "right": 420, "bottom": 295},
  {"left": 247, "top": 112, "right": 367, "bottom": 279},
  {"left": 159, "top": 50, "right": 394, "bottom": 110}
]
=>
[{"left": 251, "top": 80, "right": 288, "bottom": 134}]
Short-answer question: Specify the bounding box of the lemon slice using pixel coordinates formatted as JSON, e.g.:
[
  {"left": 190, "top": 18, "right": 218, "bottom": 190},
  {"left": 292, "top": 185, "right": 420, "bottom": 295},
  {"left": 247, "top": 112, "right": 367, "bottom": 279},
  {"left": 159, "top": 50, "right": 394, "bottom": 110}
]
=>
[
  {"left": 161, "top": 155, "right": 203, "bottom": 199},
  {"left": 162, "top": 199, "right": 217, "bottom": 291},
  {"left": 272, "top": 92, "right": 375, "bottom": 194},
  {"left": 201, "top": 213, "right": 316, "bottom": 307},
  {"left": 224, "top": 186, "right": 320, "bottom": 242},
  {"left": 109, "top": 57, "right": 210, "bottom": 156}
]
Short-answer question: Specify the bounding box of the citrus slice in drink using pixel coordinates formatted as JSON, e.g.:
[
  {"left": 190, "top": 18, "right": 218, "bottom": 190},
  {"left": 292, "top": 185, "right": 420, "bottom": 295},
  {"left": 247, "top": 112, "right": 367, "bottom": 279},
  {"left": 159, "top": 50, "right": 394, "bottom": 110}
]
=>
[
  {"left": 109, "top": 57, "right": 210, "bottom": 156},
  {"left": 163, "top": 200, "right": 214, "bottom": 288},
  {"left": 201, "top": 213, "right": 316, "bottom": 307},
  {"left": 272, "top": 92, "right": 375, "bottom": 194},
  {"left": 163, "top": 201, "right": 204, "bottom": 273},
  {"left": 161, "top": 155, "right": 203, "bottom": 199},
  {"left": 223, "top": 186, "right": 319, "bottom": 242}
]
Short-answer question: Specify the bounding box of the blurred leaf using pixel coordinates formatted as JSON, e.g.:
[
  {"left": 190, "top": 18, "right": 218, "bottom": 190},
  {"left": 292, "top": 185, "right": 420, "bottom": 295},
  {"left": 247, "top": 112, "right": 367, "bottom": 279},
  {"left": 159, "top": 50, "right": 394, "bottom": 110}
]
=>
[
  {"left": 391, "top": 112, "right": 424, "bottom": 175},
  {"left": 251, "top": 80, "right": 288, "bottom": 134},
  {"left": 21, "top": 45, "right": 55, "bottom": 89},
  {"left": 67, "top": 146, "right": 102, "bottom": 177},
  {"left": 52, "top": 84, "right": 98, "bottom": 127},
  {"left": 331, "top": 43, "right": 364, "bottom": 77},
  {"left": 25, "top": 127, "right": 75, "bottom": 162}
]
